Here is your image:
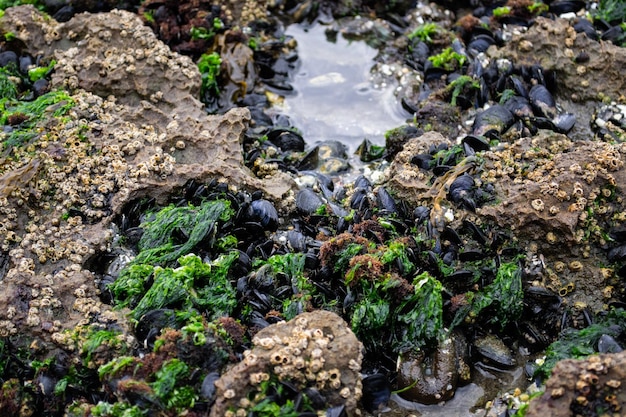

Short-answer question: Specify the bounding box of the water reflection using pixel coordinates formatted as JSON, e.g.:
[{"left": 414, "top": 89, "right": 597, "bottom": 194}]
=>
[{"left": 283, "top": 24, "right": 408, "bottom": 153}]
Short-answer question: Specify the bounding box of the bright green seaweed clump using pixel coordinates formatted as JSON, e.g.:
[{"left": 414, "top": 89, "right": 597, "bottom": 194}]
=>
[
  {"left": 535, "top": 307, "right": 626, "bottom": 379},
  {"left": 113, "top": 253, "right": 238, "bottom": 321},
  {"left": 109, "top": 199, "right": 238, "bottom": 320},
  {"left": 135, "top": 199, "right": 234, "bottom": 265},
  {"left": 394, "top": 272, "right": 444, "bottom": 352},
  {"left": 451, "top": 259, "right": 524, "bottom": 330}
]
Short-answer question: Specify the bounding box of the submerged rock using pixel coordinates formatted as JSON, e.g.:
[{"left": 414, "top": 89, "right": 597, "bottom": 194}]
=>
[{"left": 211, "top": 310, "right": 364, "bottom": 416}]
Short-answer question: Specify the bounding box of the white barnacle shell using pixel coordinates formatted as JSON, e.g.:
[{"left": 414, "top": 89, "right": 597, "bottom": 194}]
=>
[
  {"left": 243, "top": 353, "right": 258, "bottom": 366},
  {"left": 254, "top": 337, "right": 275, "bottom": 350}
]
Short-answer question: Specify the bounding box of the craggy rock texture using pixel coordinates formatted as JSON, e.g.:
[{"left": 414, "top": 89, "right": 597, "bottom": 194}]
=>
[
  {"left": 211, "top": 310, "right": 364, "bottom": 416},
  {"left": 492, "top": 17, "right": 626, "bottom": 104},
  {"left": 0, "top": 7, "right": 295, "bottom": 346},
  {"left": 387, "top": 131, "right": 453, "bottom": 204},
  {"left": 526, "top": 351, "right": 626, "bottom": 417},
  {"left": 388, "top": 129, "right": 626, "bottom": 312}
]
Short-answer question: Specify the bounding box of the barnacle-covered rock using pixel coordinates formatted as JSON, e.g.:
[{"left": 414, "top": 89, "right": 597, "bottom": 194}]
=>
[
  {"left": 526, "top": 351, "right": 626, "bottom": 417},
  {"left": 0, "top": 6, "right": 296, "bottom": 348},
  {"left": 211, "top": 310, "right": 363, "bottom": 416}
]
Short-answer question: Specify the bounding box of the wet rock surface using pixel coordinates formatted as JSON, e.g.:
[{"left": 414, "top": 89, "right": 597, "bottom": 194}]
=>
[
  {"left": 0, "top": 1, "right": 626, "bottom": 416},
  {"left": 526, "top": 351, "right": 626, "bottom": 417},
  {"left": 211, "top": 310, "right": 363, "bottom": 416}
]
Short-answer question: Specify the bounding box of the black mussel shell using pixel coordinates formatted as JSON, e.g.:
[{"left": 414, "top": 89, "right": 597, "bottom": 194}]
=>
[
  {"left": 432, "top": 164, "right": 452, "bottom": 176},
  {"left": 472, "top": 104, "right": 515, "bottom": 139},
  {"left": 598, "top": 334, "right": 623, "bottom": 353},
  {"left": 267, "top": 128, "right": 305, "bottom": 152},
  {"left": 296, "top": 188, "right": 324, "bottom": 215},
  {"left": 200, "top": 371, "right": 220, "bottom": 403},
  {"left": 247, "top": 199, "right": 279, "bottom": 231},
  {"left": 376, "top": 187, "right": 399, "bottom": 215},
  {"left": 601, "top": 24, "right": 625, "bottom": 44},
  {"left": 608, "top": 244, "right": 626, "bottom": 262},
  {"left": 448, "top": 173, "right": 475, "bottom": 204},
  {"left": 355, "top": 137, "right": 385, "bottom": 162},
  {"left": 473, "top": 334, "right": 516, "bottom": 368},
  {"left": 326, "top": 405, "right": 347, "bottom": 417},
  {"left": 361, "top": 373, "right": 391, "bottom": 413},
  {"left": 504, "top": 95, "right": 533, "bottom": 119},
  {"left": 467, "top": 33, "right": 496, "bottom": 56},
  {"left": 549, "top": 0, "right": 585, "bottom": 15},
  {"left": 573, "top": 18, "right": 599, "bottom": 40},
  {"left": 414, "top": 206, "right": 430, "bottom": 224},
  {"left": 552, "top": 113, "right": 576, "bottom": 133},
  {"left": 609, "top": 226, "right": 626, "bottom": 242},
  {"left": 135, "top": 309, "right": 180, "bottom": 348},
  {"left": 0, "top": 51, "right": 18, "bottom": 68},
  {"left": 411, "top": 153, "right": 433, "bottom": 169},
  {"left": 423, "top": 61, "right": 450, "bottom": 82},
  {"left": 529, "top": 84, "right": 557, "bottom": 119},
  {"left": 461, "top": 134, "right": 490, "bottom": 156}
]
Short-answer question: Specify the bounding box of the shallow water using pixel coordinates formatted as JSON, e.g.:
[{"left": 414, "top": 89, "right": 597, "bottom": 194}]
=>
[{"left": 283, "top": 23, "right": 409, "bottom": 153}]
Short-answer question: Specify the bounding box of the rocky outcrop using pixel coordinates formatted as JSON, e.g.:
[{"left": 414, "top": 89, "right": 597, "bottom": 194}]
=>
[
  {"left": 211, "top": 310, "right": 364, "bottom": 416},
  {"left": 0, "top": 6, "right": 295, "bottom": 346},
  {"left": 526, "top": 351, "right": 626, "bottom": 417}
]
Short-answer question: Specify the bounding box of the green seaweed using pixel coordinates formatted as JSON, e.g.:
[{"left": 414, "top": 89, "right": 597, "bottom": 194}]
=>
[
  {"left": 452, "top": 260, "right": 523, "bottom": 329},
  {"left": 98, "top": 356, "right": 138, "bottom": 380},
  {"left": 28, "top": 59, "right": 55, "bottom": 82},
  {"left": 335, "top": 242, "right": 364, "bottom": 274},
  {"left": 151, "top": 359, "right": 196, "bottom": 411},
  {"left": 593, "top": 0, "right": 626, "bottom": 24},
  {"left": 0, "top": 0, "right": 46, "bottom": 10},
  {"left": 109, "top": 264, "right": 154, "bottom": 309},
  {"left": 90, "top": 401, "right": 146, "bottom": 417},
  {"left": 198, "top": 52, "right": 222, "bottom": 99},
  {"left": 527, "top": 2, "right": 549, "bottom": 15},
  {"left": 535, "top": 308, "right": 626, "bottom": 379},
  {"left": 135, "top": 199, "right": 233, "bottom": 265},
  {"left": 394, "top": 272, "right": 444, "bottom": 352},
  {"left": 380, "top": 240, "right": 415, "bottom": 275},
  {"left": 129, "top": 253, "right": 237, "bottom": 321},
  {"left": 492, "top": 6, "right": 511, "bottom": 17},
  {"left": 1, "top": 90, "right": 74, "bottom": 152},
  {"left": 351, "top": 282, "right": 391, "bottom": 349},
  {"left": 447, "top": 75, "right": 479, "bottom": 107},
  {"left": 428, "top": 47, "right": 467, "bottom": 71},
  {"left": 408, "top": 23, "right": 440, "bottom": 44}
]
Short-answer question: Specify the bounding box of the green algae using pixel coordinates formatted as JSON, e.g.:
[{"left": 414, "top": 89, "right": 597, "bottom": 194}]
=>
[
  {"left": 152, "top": 359, "right": 196, "bottom": 411},
  {"left": 198, "top": 52, "right": 221, "bottom": 99},
  {"left": 1, "top": 90, "right": 74, "bottom": 153},
  {"left": 135, "top": 199, "right": 234, "bottom": 265},
  {"left": 408, "top": 23, "right": 440, "bottom": 44},
  {"left": 451, "top": 259, "right": 524, "bottom": 330},
  {"left": 428, "top": 47, "right": 467, "bottom": 72},
  {"left": 121, "top": 253, "right": 237, "bottom": 321},
  {"left": 535, "top": 307, "right": 626, "bottom": 380},
  {"left": 394, "top": 272, "right": 444, "bottom": 352}
]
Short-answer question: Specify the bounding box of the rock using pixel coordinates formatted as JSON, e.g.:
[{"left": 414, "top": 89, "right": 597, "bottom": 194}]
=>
[
  {"left": 0, "top": 6, "right": 296, "bottom": 347},
  {"left": 210, "top": 310, "right": 364, "bottom": 416},
  {"left": 526, "top": 351, "right": 626, "bottom": 417},
  {"left": 492, "top": 17, "right": 626, "bottom": 104},
  {"left": 386, "top": 131, "right": 453, "bottom": 205},
  {"left": 396, "top": 336, "right": 461, "bottom": 404}
]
